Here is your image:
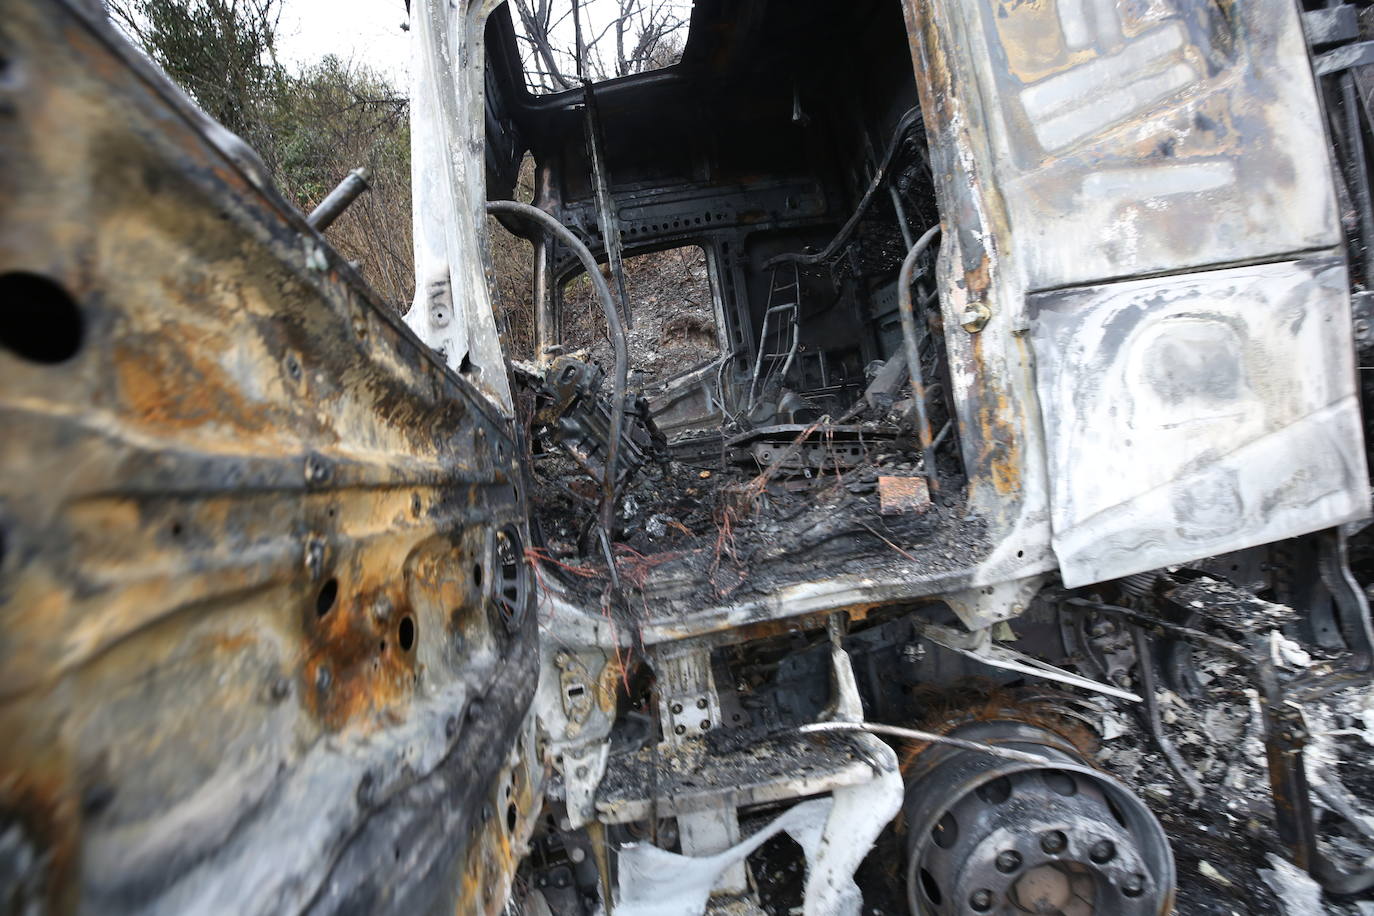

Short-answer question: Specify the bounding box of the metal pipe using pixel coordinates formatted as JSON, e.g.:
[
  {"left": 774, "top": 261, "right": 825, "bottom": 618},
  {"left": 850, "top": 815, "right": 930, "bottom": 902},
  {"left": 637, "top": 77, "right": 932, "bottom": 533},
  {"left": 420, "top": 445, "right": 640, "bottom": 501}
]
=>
[
  {"left": 746, "top": 302, "right": 796, "bottom": 409},
  {"left": 1129, "top": 624, "right": 1205, "bottom": 799},
  {"left": 532, "top": 236, "right": 557, "bottom": 357},
  {"left": 307, "top": 166, "right": 372, "bottom": 231},
  {"left": 485, "top": 200, "right": 628, "bottom": 545},
  {"left": 897, "top": 224, "right": 941, "bottom": 492},
  {"left": 582, "top": 81, "right": 633, "bottom": 329},
  {"left": 799, "top": 721, "right": 1054, "bottom": 767}
]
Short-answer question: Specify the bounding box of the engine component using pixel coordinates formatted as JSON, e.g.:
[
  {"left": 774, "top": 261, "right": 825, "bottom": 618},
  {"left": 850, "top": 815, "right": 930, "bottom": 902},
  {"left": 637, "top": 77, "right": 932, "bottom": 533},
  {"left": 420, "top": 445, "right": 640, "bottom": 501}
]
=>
[
  {"left": 1057, "top": 604, "right": 1138, "bottom": 689},
  {"left": 903, "top": 720, "right": 1174, "bottom": 916},
  {"left": 516, "top": 355, "right": 666, "bottom": 489}
]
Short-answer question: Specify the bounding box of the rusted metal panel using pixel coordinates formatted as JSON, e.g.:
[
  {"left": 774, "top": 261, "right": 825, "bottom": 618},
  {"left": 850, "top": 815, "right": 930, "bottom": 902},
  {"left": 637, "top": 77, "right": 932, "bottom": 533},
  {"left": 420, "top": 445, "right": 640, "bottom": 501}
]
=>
[
  {"left": 1031, "top": 257, "right": 1370, "bottom": 586},
  {"left": 0, "top": 1, "right": 536, "bottom": 912}
]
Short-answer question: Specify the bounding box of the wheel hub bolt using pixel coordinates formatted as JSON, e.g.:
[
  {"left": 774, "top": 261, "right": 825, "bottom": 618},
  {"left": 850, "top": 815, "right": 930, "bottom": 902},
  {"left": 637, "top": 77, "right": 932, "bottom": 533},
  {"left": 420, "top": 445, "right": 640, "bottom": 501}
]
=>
[
  {"left": 1040, "top": 830, "right": 1067, "bottom": 854},
  {"left": 1122, "top": 874, "right": 1145, "bottom": 897},
  {"left": 1090, "top": 839, "right": 1116, "bottom": 863},
  {"left": 995, "top": 850, "right": 1022, "bottom": 873},
  {"left": 969, "top": 889, "right": 993, "bottom": 912}
]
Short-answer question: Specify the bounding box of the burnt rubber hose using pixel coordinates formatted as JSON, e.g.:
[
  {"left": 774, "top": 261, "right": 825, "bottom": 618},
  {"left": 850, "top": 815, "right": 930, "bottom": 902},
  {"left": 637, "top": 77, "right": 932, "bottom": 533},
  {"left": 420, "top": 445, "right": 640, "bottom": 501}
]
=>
[
  {"left": 485, "top": 200, "right": 627, "bottom": 544},
  {"left": 765, "top": 106, "right": 922, "bottom": 268}
]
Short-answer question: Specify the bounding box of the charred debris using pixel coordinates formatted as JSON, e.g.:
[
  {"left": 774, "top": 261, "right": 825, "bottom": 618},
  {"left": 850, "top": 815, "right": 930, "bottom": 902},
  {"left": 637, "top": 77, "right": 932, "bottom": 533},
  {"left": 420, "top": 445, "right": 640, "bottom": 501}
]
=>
[
  {"left": 481, "top": 0, "right": 1374, "bottom": 914},
  {"left": 489, "top": 0, "right": 959, "bottom": 607}
]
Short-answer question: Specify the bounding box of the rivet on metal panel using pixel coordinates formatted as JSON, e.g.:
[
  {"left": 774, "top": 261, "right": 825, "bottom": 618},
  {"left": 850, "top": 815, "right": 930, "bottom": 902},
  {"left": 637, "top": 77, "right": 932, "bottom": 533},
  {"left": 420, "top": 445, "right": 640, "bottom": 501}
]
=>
[
  {"left": 304, "top": 534, "right": 326, "bottom": 580},
  {"left": 961, "top": 303, "right": 991, "bottom": 333}
]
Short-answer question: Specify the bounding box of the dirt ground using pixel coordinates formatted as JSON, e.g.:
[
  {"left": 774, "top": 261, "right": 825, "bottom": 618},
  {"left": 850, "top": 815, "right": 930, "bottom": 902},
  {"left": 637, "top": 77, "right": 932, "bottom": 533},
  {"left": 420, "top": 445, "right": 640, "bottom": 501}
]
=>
[{"left": 561, "top": 245, "right": 721, "bottom": 386}]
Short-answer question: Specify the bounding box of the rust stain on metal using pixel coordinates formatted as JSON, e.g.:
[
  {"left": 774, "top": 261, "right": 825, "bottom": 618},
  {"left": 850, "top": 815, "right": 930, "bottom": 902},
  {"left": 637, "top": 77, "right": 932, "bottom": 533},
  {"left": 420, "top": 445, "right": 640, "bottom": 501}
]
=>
[
  {"left": 0, "top": 765, "right": 79, "bottom": 912},
  {"left": 966, "top": 333, "right": 1024, "bottom": 499},
  {"left": 113, "top": 335, "right": 275, "bottom": 436},
  {"left": 596, "top": 659, "right": 621, "bottom": 715},
  {"left": 454, "top": 739, "right": 541, "bottom": 916},
  {"left": 0, "top": 2, "right": 534, "bottom": 911},
  {"left": 301, "top": 575, "right": 417, "bottom": 732}
]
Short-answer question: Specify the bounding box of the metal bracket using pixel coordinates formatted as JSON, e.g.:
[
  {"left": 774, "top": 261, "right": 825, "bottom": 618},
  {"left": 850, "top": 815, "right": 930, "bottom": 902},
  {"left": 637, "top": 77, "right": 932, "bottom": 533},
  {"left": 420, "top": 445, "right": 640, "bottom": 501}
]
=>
[
  {"left": 919, "top": 622, "right": 1143, "bottom": 702},
  {"left": 1314, "top": 39, "right": 1374, "bottom": 76},
  {"left": 648, "top": 643, "right": 747, "bottom": 896},
  {"left": 554, "top": 651, "right": 595, "bottom": 736},
  {"left": 1304, "top": 5, "right": 1360, "bottom": 47}
]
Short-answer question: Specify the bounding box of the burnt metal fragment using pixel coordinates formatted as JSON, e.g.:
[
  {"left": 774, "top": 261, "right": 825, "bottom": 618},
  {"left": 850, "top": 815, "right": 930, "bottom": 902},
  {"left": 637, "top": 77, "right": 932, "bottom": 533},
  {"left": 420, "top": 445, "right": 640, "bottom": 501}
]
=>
[
  {"left": 878, "top": 475, "right": 932, "bottom": 516},
  {"left": 515, "top": 355, "right": 666, "bottom": 491}
]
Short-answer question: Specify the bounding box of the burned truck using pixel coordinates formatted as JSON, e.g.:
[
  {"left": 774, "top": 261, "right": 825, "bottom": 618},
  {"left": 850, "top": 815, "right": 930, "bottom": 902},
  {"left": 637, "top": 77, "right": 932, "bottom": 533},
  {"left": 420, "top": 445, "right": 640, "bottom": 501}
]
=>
[{"left": 6, "top": 0, "right": 1374, "bottom": 912}]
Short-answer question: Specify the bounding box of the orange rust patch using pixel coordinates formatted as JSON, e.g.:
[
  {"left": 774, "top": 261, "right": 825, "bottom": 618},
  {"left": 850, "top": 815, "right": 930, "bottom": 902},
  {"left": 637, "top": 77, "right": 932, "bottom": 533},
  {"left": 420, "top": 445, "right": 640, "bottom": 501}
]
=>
[
  {"left": 302, "top": 575, "right": 417, "bottom": 731},
  {"left": 963, "top": 255, "right": 992, "bottom": 300},
  {"left": 596, "top": 659, "right": 622, "bottom": 716},
  {"left": 904, "top": 0, "right": 949, "bottom": 133},
  {"left": 114, "top": 329, "right": 275, "bottom": 436},
  {"left": 878, "top": 475, "right": 932, "bottom": 515},
  {"left": 454, "top": 805, "right": 519, "bottom": 915},
  {"left": 967, "top": 334, "right": 1023, "bottom": 498},
  {"left": 0, "top": 763, "right": 80, "bottom": 913},
  {"left": 454, "top": 738, "right": 542, "bottom": 915},
  {"left": 695, "top": 602, "right": 892, "bottom": 646},
  {"left": 896, "top": 685, "right": 1097, "bottom": 778}
]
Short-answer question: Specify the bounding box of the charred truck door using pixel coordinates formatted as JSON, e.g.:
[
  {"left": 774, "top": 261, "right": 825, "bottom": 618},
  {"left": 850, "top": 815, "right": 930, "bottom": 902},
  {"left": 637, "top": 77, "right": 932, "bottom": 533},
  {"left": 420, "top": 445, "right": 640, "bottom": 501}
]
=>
[{"left": 915, "top": 0, "right": 1369, "bottom": 586}]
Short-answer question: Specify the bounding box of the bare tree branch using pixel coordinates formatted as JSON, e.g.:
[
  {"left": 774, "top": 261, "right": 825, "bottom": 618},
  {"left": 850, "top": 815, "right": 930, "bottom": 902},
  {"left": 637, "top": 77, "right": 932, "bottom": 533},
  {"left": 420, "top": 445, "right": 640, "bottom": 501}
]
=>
[{"left": 509, "top": 0, "right": 689, "bottom": 93}]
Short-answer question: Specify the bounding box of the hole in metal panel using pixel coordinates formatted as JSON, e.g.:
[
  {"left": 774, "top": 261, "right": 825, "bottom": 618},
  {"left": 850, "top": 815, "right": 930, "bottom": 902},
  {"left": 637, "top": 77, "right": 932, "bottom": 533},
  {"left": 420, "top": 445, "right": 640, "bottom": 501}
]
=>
[
  {"left": 316, "top": 578, "right": 338, "bottom": 617},
  {"left": 0, "top": 272, "right": 84, "bottom": 364}
]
